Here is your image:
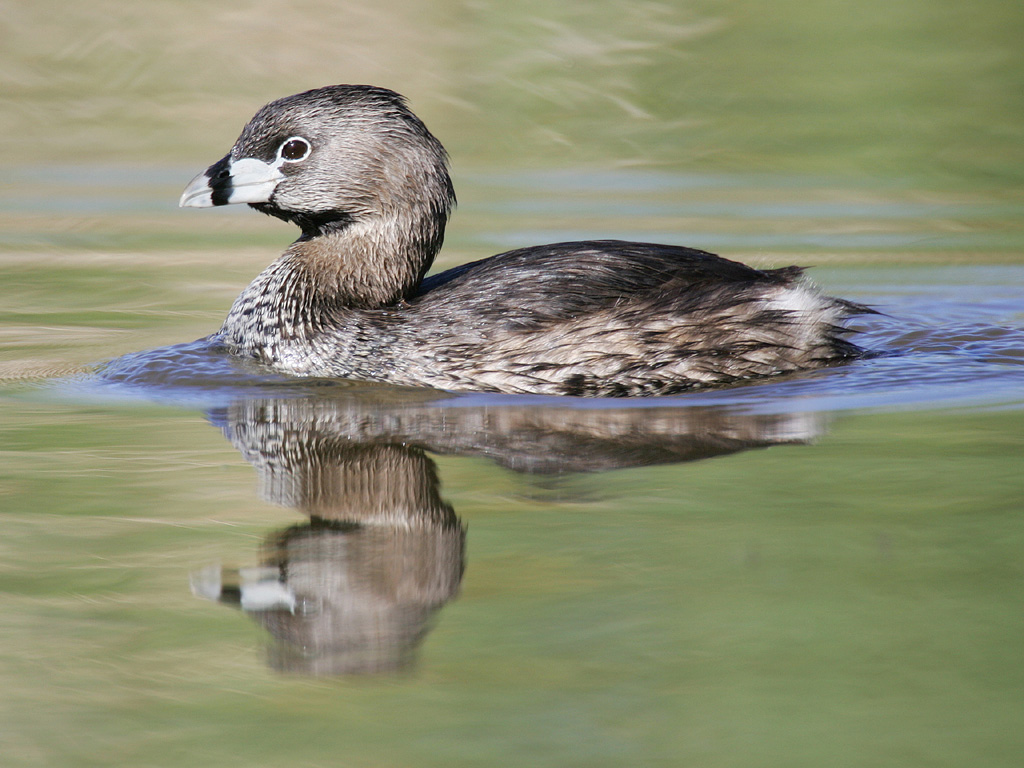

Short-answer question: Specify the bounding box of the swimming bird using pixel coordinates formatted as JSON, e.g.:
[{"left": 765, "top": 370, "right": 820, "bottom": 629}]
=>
[{"left": 180, "top": 85, "right": 868, "bottom": 396}]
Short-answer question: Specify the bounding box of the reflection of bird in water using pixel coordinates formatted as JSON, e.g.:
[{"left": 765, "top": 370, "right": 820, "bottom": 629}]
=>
[
  {"left": 193, "top": 393, "right": 824, "bottom": 675},
  {"left": 218, "top": 394, "right": 825, "bottom": 476},
  {"left": 254, "top": 509, "right": 462, "bottom": 676},
  {"left": 192, "top": 433, "right": 464, "bottom": 677},
  {"left": 179, "top": 84, "right": 869, "bottom": 396}
]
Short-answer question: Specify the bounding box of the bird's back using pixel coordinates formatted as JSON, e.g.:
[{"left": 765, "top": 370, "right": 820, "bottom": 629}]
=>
[{"left": 382, "top": 240, "right": 866, "bottom": 395}]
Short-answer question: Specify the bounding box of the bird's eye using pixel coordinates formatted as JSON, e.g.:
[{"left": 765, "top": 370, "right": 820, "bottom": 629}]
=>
[{"left": 279, "top": 137, "right": 311, "bottom": 162}]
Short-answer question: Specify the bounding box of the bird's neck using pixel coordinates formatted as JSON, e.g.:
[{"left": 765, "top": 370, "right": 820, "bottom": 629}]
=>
[
  {"left": 283, "top": 210, "right": 443, "bottom": 309},
  {"left": 219, "top": 209, "right": 444, "bottom": 358}
]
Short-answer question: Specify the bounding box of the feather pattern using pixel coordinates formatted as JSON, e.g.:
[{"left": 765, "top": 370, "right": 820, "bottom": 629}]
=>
[{"left": 183, "top": 85, "right": 871, "bottom": 396}]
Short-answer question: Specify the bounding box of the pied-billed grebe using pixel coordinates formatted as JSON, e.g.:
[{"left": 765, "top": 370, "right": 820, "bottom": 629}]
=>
[{"left": 180, "top": 85, "right": 868, "bottom": 396}]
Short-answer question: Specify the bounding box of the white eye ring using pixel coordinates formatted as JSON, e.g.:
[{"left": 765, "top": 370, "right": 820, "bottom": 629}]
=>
[{"left": 278, "top": 136, "right": 311, "bottom": 163}]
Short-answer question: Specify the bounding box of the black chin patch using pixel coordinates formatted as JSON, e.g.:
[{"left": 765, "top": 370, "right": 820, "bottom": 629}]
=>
[
  {"left": 249, "top": 202, "right": 290, "bottom": 223},
  {"left": 248, "top": 203, "right": 356, "bottom": 238},
  {"left": 205, "top": 155, "right": 233, "bottom": 207},
  {"left": 292, "top": 211, "right": 357, "bottom": 237}
]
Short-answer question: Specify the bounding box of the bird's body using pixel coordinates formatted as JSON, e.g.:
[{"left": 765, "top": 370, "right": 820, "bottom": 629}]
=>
[{"left": 180, "top": 85, "right": 868, "bottom": 396}]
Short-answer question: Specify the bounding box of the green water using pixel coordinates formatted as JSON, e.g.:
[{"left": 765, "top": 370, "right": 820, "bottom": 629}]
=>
[
  {"left": 2, "top": 1, "right": 1024, "bottom": 766},
  {"left": 2, "top": 400, "right": 1022, "bottom": 766}
]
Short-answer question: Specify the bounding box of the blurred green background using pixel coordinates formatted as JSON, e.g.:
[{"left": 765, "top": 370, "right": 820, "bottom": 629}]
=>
[
  {"left": 2, "top": 0, "right": 1023, "bottom": 260},
  {"left": 4, "top": 0, "right": 1023, "bottom": 182}
]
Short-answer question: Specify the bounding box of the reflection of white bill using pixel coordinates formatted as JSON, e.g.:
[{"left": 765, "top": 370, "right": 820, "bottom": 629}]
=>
[{"left": 190, "top": 564, "right": 298, "bottom": 614}]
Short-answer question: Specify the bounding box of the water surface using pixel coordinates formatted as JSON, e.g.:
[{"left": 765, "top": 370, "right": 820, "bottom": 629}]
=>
[{"left": 2, "top": 1, "right": 1024, "bottom": 766}]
